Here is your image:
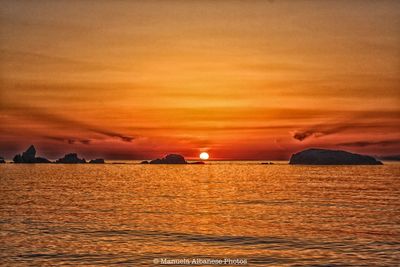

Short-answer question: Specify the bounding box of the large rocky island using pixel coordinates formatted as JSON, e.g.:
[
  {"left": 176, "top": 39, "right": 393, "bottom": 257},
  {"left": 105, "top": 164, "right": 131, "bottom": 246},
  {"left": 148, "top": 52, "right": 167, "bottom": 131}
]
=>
[{"left": 289, "top": 148, "right": 382, "bottom": 165}]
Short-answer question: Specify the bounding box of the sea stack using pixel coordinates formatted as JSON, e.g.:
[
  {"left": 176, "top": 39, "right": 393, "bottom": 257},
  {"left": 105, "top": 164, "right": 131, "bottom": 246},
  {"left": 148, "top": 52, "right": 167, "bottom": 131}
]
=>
[
  {"left": 13, "top": 145, "right": 51, "bottom": 163},
  {"left": 289, "top": 148, "right": 382, "bottom": 165}
]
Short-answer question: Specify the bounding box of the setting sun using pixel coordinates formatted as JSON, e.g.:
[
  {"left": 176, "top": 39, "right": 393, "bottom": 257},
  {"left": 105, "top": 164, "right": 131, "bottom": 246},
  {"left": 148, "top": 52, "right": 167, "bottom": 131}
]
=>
[{"left": 199, "top": 152, "right": 209, "bottom": 160}]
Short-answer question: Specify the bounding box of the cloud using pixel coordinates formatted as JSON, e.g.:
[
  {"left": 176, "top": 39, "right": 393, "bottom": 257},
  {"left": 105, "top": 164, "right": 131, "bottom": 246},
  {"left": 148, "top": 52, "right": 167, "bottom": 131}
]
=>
[
  {"left": 292, "top": 124, "right": 351, "bottom": 141},
  {"left": 44, "top": 135, "right": 92, "bottom": 145},
  {"left": 92, "top": 129, "right": 133, "bottom": 142},
  {"left": 292, "top": 111, "right": 400, "bottom": 141},
  {"left": 292, "top": 131, "right": 314, "bottom": 141},
  {"left": 1, "top": 102, "right": 134, "bottom": 142},
  {"left": 0, "top": 49, "right": 125, "bottom": 73},
  {"left": 80, "top": 139, "right": 91, "bottom": 145}
]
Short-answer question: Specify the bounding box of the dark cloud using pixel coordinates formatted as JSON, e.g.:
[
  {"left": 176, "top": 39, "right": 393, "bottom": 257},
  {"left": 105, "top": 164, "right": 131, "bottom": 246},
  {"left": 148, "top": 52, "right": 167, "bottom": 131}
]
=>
[
  {"left": 292, "top": 131, "right": 314, "bottom": 141},
  {"left": 92, "top": 129, "right": 134, "bottom": 142},
  {"left": 292, "top": 124, "right": 351, "bottom": 141},
  {"left": 292, "top": 111, "right": 400, "bottom": 141},
  {"left": 1, "top": 102, "right": 134, "bottom": 142},
  {"left": 80, "top": 139, "right": 91, "bottom": 145},
  {"left": 44, "top": 135, "right": 92, "bottom": 145}
]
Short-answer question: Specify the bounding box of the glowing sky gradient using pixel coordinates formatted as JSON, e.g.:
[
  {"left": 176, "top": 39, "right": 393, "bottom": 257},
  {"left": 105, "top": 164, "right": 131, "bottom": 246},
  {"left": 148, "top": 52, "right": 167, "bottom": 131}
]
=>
[{"left": 1, "top": 0, "right": 399, "bottom": 160}]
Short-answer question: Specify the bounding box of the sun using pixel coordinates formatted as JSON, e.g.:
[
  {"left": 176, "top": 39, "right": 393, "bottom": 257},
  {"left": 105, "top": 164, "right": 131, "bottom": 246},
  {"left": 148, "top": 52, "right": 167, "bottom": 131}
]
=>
[{"left": 199, "top": 152, "right": 209, "bottom": 160}]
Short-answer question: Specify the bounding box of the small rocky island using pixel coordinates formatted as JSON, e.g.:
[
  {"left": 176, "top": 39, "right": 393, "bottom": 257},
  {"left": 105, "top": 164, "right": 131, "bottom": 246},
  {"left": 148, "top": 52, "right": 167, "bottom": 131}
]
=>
[
  {"left": 289, "top": 148, "right": 382, "bottom": 165},
  {"left": 13, "top": 145, "right": 51, "bottom": 163},
  {"left": 55, "top": 153, "right": 86, "bottom": 163},
  {"left": 89, "top": 158, "right": 105, "bottom": 164},
  {"left": 141, "top": 154, "right": 204, "bottom": 164},
  {"left": 12, "top": 145, "right": 105, "bottom": 164}
]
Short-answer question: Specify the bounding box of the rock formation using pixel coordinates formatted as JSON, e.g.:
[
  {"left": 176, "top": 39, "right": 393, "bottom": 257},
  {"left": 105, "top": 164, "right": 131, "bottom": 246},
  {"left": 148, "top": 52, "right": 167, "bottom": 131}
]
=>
[
  {"left": 56, "top": 153, "right": 86, "bottom": 163},
  {"left": 141, "top": 155, "right": 206, "bottom": 164},
  {"left": 0, "top": 157, "right": 5, "bottom": 163},
  {"left": 13, "top": 145, "right": 51, "bottom": 163},
  {"left": 147, "top": 154, "right": 187, "bottom": 164},
  {"left": 289, "top": 148, "right": 383, "bottom": 165},
  {"left": 10, "top": 145, "right": 108, "bottom": 164},
  {"left": 89, "top": 158, "right": 105, "bottom": 164}
]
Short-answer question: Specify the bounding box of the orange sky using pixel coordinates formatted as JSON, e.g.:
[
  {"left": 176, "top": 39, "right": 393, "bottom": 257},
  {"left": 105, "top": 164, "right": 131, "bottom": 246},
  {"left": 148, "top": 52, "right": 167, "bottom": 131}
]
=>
[{"left": 1, "top": 0, "right": 399, "bottom": 160}]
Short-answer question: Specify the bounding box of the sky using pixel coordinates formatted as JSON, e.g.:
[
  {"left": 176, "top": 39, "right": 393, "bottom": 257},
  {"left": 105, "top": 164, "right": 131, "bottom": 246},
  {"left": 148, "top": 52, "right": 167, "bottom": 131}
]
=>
[{"left": 0, "top": 0, "right": 399, "bottom": 160}]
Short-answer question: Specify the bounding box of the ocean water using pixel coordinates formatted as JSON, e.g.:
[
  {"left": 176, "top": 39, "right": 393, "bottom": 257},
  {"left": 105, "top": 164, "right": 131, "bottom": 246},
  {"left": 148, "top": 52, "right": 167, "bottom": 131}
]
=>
[{"left": 0, "top": 162, "right": 399, "bottom": 266}]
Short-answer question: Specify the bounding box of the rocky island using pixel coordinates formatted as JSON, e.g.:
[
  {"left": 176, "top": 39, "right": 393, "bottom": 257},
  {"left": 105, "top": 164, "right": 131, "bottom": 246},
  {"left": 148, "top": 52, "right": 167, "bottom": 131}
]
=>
[
  {"left": 289, "top": 148, "right": 382, "bottom": 165},
  {"left": 143, "top": 154, "right": 187, "bottom": 164},
  {"left": 12, "top": 145, "right": 105, "bottom": 164},
  {"left": 13, "top": 145, "right": 51, "bottom": 163},
  {"left": 141, "top": 154, "right": 204, "bottom": 164},
  {"left": 55, "top": 153, "right": 86, "bottom": 163},
  {"left": 89, "top": 158, "right": 105, "bottom": 164}
]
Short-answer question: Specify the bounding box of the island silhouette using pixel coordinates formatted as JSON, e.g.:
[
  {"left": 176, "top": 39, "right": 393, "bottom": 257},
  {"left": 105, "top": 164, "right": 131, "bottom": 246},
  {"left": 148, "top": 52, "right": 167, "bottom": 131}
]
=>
[
  {"left": 289, "top": 148, "right": 382, "bottom": 165},
  {"left": 13, "top": 145, "right": 51, "bottom": 163},
  {"left": 10, "top": 145, "right": 105, "bottom": 164},
  {"left": 141, "top": 154, "right": 205, "bottom": 164},
  {"left": 0, "top": 145, "right": 384, "bottom": 165}
]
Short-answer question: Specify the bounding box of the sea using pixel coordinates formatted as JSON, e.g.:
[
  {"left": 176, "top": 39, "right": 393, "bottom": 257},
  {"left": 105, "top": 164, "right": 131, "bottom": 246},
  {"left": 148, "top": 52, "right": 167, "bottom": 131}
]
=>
[{"left": 1, "top": 162, "right": 399, "bottom": 266}]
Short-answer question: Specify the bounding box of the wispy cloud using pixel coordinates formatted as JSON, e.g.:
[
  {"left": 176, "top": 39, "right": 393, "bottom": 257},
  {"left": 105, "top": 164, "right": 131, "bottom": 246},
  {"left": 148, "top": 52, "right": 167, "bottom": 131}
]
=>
[
  {"left": 1, "top": 102, "right": 134, "bottom": 142},
  {"left": 292, "top": 124, "right": 352, "bottom": 141},
  {"left": 0, "top": 49, "right": 125, "bottom": 73},
  {"left": 292, "top": 111, "right": 400, "bottom": 141},
  {"left": 43, "top": 135, "right": 92, "bottom": 145}
]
